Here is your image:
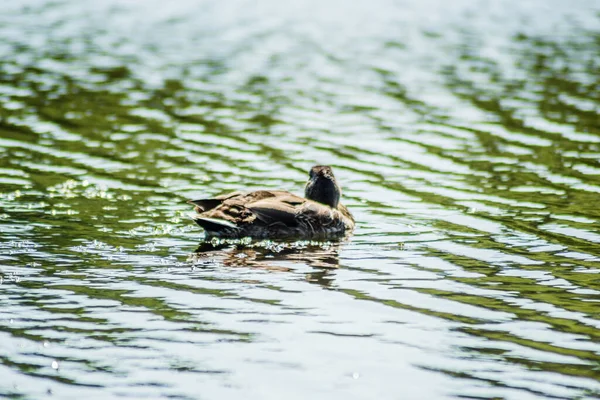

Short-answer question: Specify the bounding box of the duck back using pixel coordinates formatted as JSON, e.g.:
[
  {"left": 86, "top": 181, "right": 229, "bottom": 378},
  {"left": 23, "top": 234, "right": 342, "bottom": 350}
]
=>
[{"left": 190, "top": 190, "right": 354, "bottom": 239}]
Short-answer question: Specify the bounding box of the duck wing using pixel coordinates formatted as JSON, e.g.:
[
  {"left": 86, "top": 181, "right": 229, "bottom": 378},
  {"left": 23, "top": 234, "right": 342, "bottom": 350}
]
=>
[
  {"left": 249, "top": 196, "right": 345, "bottom": 231},
  {"left": 192, "top": 190, "right": 304, "bottom": 223},
  {"left": 246, "top": 194, "right": 306, "bottom": 226},
  {"left": 188, "top": 191, "right": 246, "bottom": 212}
]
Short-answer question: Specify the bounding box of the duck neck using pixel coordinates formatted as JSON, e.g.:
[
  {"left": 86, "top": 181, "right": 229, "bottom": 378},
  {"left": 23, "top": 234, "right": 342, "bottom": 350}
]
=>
[{"left": 305, "top": 177, "right": 341, "bottom": 208}]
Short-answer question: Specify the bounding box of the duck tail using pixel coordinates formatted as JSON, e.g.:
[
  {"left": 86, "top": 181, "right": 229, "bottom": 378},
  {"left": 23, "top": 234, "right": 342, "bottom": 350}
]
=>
[
  {"left": 192, "top": 216, "right": 239, "bottom": 234},
  {"left": 187, "top": 199, "right": 222, "bottom": 212}
]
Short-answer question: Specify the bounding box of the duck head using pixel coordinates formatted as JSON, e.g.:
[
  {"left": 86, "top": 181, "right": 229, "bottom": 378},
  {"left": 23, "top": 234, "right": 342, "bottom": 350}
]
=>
[{"left": 305, "top": 165, "right": 341, "bottom": 208}]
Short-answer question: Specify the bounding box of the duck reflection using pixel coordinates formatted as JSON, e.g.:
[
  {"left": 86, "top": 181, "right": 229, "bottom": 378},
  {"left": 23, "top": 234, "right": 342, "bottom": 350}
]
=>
[{"left": 188, "top": 241, "right": 343, "bottom": 286}]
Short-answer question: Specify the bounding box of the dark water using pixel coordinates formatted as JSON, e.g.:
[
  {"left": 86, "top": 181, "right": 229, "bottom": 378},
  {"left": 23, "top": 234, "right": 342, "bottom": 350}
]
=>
[{"left": 1, "top": 0, "right": 600, "bottom": 399}]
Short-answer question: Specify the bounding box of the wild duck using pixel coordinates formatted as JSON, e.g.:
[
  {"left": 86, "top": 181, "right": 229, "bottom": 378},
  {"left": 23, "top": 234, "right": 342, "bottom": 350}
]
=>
[{"left": 188, "top": 165, "right": 354, "bottom": 239}]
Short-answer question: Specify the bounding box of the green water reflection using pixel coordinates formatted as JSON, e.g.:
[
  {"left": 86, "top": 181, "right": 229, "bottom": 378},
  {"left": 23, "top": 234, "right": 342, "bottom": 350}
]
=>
[{"left": 1, "top": 1, "right": 600, "bottom": 399}]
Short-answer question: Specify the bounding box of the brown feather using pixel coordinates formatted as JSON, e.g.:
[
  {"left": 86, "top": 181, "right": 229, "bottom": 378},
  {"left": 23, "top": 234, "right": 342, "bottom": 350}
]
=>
[{"left": 189, "top": 167, "right": 354, "bottom": 239}]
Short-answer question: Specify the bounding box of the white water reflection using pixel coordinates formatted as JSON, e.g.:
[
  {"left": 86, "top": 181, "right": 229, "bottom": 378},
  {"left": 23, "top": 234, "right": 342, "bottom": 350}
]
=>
[{"left": 1, "top": 0, "right": 600, "bottom": 399}]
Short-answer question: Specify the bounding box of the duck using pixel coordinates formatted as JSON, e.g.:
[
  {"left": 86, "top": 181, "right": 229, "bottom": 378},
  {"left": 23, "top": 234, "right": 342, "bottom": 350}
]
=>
[{"left": 188, "top": 165, "right": 354, "bottom": 239}]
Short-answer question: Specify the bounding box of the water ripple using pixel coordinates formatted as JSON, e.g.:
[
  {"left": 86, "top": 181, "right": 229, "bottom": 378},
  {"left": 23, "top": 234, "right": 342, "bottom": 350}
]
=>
[{"left": 1, "top": 0, "right": 600, "bottom": 399}]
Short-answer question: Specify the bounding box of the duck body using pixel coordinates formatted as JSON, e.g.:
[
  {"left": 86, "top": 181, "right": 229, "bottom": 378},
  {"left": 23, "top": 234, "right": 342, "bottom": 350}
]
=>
[{"left": 189, "top": 166, "right": 354, "bottom": 240}]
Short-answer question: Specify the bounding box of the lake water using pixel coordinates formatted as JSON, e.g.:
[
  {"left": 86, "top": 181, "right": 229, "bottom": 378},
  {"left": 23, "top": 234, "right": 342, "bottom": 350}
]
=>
[{"left": 1, "top": 1, "right": 600, "bottom": 399}]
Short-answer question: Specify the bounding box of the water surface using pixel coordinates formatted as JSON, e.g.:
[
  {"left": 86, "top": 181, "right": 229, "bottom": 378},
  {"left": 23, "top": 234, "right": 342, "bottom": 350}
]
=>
[{"left": 1, "top": 0, "right": 600, "bottom": 399}]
